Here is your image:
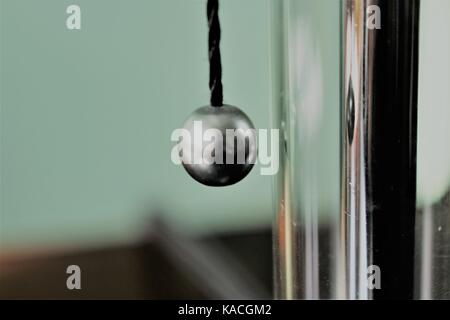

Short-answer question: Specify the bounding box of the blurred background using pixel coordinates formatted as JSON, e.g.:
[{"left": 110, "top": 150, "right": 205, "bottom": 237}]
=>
[
  {"left": 0, "top": 0, "right": 274, "bottom": 299},
  {"left": 1, "top": 0, "right": 449, "bottom": 300}
]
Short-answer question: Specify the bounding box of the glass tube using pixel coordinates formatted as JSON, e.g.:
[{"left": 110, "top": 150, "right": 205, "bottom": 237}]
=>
[{"left": 270, "top": 0, "right": 342, "bottom": 299}]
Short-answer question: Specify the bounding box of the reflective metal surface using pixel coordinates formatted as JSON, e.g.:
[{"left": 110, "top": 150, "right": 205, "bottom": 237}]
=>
[
  {"left": 179, "top": 105, "right": 257, "bottom": 187},
  {"left": 272, "top": 0, "right": 421, "bottom": 300},
  {"left": 341, "top": 0, "right": 421, "bottom": 300},
  {"left": 341, "top": 0, "right": 374, "bottom": 300}
]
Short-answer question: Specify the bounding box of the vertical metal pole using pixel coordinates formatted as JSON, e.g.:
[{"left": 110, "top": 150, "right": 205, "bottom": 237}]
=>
[
  {"left": 341, "top": 0, "right": 373, "bottom": 300},
  {"left": 341, "top": 0, "right": 420, "bottom": 299}
]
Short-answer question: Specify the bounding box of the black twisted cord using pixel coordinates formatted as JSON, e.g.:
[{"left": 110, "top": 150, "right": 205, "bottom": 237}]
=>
[{"left": 207, "top": 0, "right": 223, "bottom": 107}]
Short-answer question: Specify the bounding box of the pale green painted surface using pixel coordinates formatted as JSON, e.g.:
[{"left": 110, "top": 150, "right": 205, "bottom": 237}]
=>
[
  {"left": 417, "top": 0, "right": 450, "bottom": 207},
  {"left": 2, "top": 0, "right": 447, "bottom": 251},
  {"left": 1, "top": 0, "right": 273, "bottom": 249}
]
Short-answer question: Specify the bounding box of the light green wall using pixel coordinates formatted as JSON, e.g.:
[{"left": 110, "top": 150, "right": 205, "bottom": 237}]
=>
[
  {"left": 3, "top": 0, "right": 447, "bottom": 252},
  {"left": 1, "top": 0, "right": 273, "bottom": 250},
  {"left": 417, "top": 0, "right": 450, "bottom": 207}
]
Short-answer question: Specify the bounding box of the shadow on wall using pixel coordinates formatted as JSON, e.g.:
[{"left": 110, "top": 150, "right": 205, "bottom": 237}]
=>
[{"left": 0, "top": 216, "right": 272, "bottom": 299}]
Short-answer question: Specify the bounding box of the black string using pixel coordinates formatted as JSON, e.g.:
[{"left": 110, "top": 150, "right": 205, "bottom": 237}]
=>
[{"left": 207, "top": 0, "right": 223, "bottom": 107}]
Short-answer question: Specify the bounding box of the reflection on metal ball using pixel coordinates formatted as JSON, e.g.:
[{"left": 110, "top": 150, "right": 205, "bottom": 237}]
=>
[{"left": 179, "top": 105, "right": 257, "bottom": 187}]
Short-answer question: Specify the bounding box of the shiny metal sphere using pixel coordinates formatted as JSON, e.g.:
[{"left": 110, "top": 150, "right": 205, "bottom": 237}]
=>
[{"left": 179, "top": 105, "right": 257, "bottom": 187}]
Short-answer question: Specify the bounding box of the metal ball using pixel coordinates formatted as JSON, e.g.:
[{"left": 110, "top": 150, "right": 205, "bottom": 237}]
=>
[{"left": 179, "top": 105, "right": 257, "bottom": 187}]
